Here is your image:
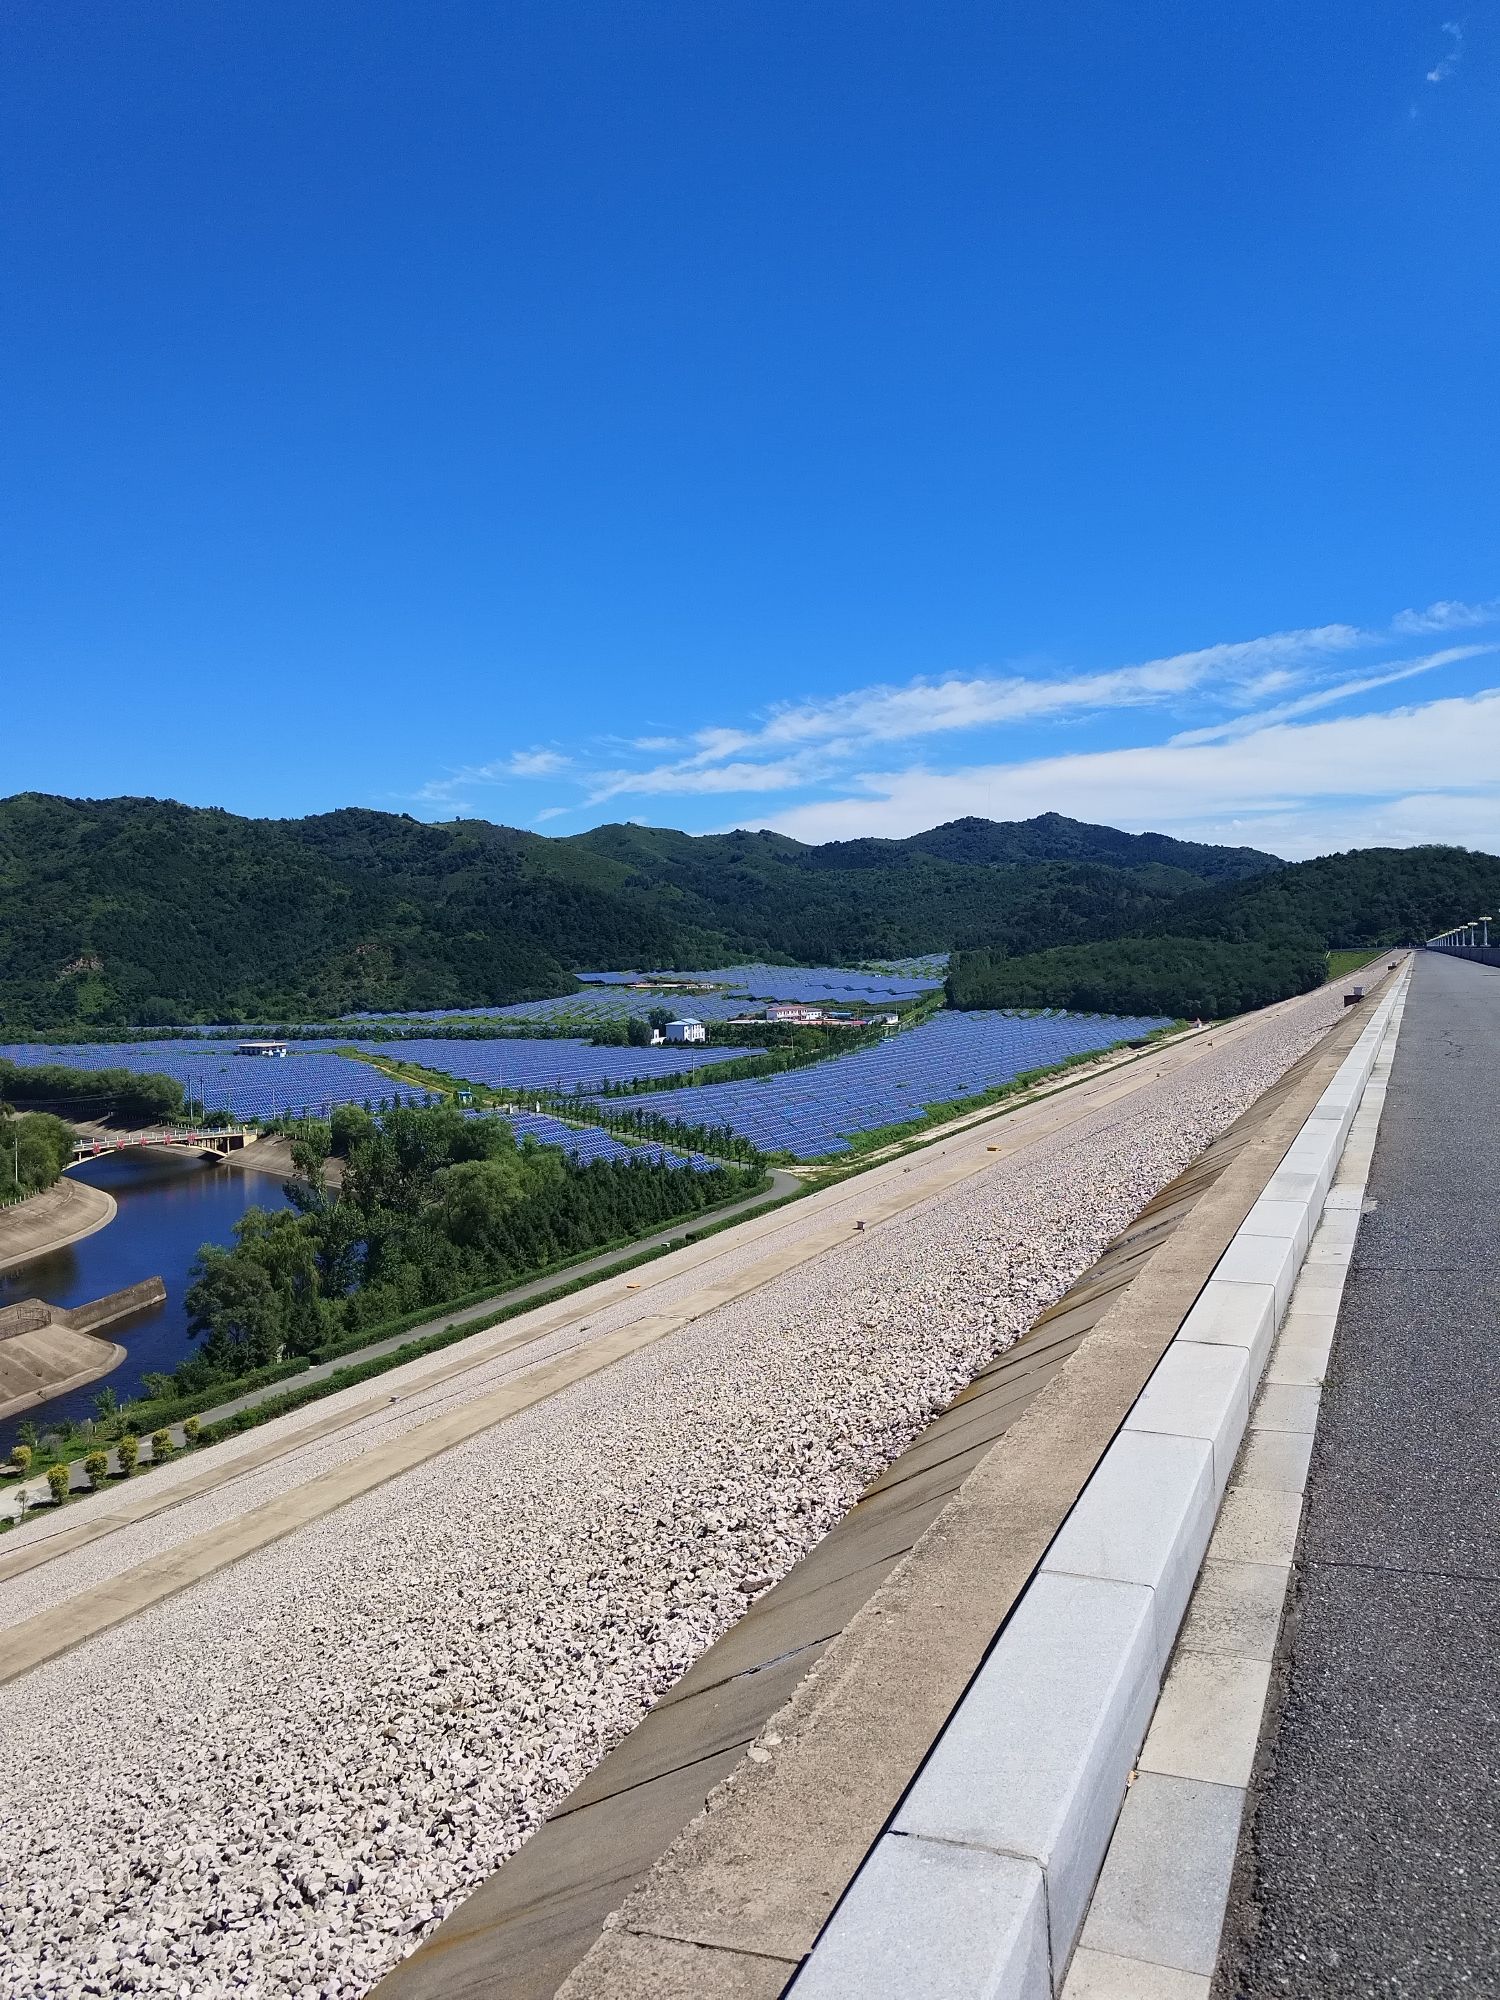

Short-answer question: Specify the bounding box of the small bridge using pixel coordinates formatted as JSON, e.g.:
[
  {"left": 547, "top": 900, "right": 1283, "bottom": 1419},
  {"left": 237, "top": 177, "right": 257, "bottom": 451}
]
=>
[{"left": 67, "top": 1126, "right": 260, "bottom": 1165}]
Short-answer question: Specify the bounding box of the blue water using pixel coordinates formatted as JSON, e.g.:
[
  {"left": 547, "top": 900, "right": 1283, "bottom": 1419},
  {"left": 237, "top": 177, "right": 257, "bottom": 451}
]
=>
[{"left": 0, "top": 1153, "right": 292, "bottom": 1446}]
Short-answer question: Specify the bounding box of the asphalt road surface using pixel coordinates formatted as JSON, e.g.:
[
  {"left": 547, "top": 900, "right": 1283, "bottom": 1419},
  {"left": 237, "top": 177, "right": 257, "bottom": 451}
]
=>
[{"left": 1217, "top": 949, "right": 1500, "bottom": 1999}]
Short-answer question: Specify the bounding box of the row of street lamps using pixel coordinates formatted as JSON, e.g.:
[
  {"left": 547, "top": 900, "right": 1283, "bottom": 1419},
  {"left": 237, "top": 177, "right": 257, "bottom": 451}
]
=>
[{"left": 1428, "top": 917, "right": 1494, "bottom": 948}]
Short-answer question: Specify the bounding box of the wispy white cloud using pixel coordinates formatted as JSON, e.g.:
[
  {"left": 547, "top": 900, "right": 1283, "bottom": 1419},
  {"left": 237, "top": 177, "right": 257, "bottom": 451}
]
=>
[
  {"left": 750, "top": 687, "right": 1500, "bottom": 855},
  {"left": 412, "top": 746, "right": 571, "bottom": 804},
  {"left": 695, "top": 624, "right": 1365, "bottom": 756},
  {"left": 1391, "top": 596, "right": 1499, "bottom": 634},
  {"left": 585, "top": 752, "right": 839, "bottom": 803},
  {"left": 504, "top": 748, "right": 571, "bottom": 779},
  {"left": 1427, "top": 19, "right": 1464, "bottom": 82},
  {"left": 407, "top": 597, "right": 1500, "bottom": 842},
  {"left": 1168, "top": 645, "right": 1497, "bottom": 745}
]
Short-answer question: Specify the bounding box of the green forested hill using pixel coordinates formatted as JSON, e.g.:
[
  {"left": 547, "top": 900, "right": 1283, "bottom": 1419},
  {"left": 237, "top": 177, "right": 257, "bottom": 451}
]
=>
[
  {"left": 0, "top": 794, "right": 1278, "bottom": 1029},
  {"left": 948, "top": 845, "right": 1500, "bottom": 1017}
]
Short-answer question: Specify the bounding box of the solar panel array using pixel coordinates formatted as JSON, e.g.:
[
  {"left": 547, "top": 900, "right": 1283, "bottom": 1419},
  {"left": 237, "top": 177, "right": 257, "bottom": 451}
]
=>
[
  {"left": 586, "top": 1008, "right": 1170, "bottom": 1157},
  {"left": 497, "top": 1111, "right": 717, "bottom": 1172},
  {"left": 345, "top": 990, "right": 757, "bottom": 1026},
  {"left": 0, "top": 1034, "right": 760, "bottom": 1115},
  {"left": 374, "top": 1037, "right": 763, "bottom": 1093},
  {"left": 0, "top": 1041, "right": 430, "bottom": 1121},
  {"left": 575, "top": 962, "right": 943, "bottom": 1002},
  {"left": 857, "top": 953, "right": 950, "bottom": 980}
]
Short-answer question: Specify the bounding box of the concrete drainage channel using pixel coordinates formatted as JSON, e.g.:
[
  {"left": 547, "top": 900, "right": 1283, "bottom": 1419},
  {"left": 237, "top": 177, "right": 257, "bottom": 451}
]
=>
[{"left": 792, "top": 968, "right": 1410, "bottom": 2000}]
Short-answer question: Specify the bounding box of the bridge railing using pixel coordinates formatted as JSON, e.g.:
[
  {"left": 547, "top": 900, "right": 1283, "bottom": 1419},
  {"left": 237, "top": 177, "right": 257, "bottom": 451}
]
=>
[
  {"left": 1424, "top": 941, "right": 1500, "bottom": 968},
  {"left": 68, "top": 1126, "right": 257, "bottom": 1156}
]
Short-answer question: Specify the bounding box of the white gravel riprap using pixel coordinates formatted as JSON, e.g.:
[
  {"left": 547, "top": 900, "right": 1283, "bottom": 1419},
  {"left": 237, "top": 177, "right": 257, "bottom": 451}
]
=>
[{"left": 0, "top": 987, "right": 1349, "bottom": 1999}]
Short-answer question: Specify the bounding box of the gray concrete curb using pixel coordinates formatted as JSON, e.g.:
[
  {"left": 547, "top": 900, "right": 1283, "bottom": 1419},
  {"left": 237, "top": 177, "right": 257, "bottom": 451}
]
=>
[
  {"left": 1061, "top": 969, "right": 1409, "bottom": 1998},
  {"left": 792, "top": 972, "right": 1409, "bottom": 2000}
]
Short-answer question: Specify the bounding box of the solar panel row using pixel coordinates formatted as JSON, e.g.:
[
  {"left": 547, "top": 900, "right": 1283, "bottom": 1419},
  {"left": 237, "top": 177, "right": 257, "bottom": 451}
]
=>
[
  {"left": 0, "top": 1042, "right": 430, "bottom": 1121},
  {"left": 573, "top": 961, "right": 941, "bottom": 1001},
  {"left": 0, "top": 1034, "right": 758, "bottom": 1109},
  {"left": 354, "top": 960, "right": 944, "bottom": 1023},
  {"left": 372, "top": 1038, "right": 764, "bottom": 1092},
  {"left": 585, "top": 1008, "right": 1170, "bottom": 1157},
  {"left": 497, "top": 1111, "right": 717, "bottom": 1172},
  {"left": 0, "top": 1007, "right": 1165, "bottom": 1161}
]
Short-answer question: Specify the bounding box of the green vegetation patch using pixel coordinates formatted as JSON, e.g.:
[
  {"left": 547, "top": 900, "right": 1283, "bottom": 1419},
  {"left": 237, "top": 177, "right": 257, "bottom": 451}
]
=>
[
  {"left": 949, "top": 936, "right": 1327, "bottom": 1020},
  {"left": 1326, "top": 948, "right": 1388, "bottom": 980},
  {"left": 177, "top": 1101, "right": 762, "bottom": 1391},
  {"left": 0, "top": 795, "right": 1280, "bottom": 1031}
]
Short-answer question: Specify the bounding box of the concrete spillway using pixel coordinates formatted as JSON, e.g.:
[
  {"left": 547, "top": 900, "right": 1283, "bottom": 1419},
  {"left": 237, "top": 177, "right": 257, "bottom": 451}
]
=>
[{"left": 0, "top": 1279, "right": 164, "bottom": 1419}]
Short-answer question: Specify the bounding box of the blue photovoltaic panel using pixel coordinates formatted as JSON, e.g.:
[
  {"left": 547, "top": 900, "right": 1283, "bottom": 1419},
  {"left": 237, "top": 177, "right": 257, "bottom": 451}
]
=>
[
  {"left": 371, "top": 1038, "right": 762, "bottom": 1092},
  {"left": 585, "top": 1008, "right": 1170, "bottom": 1158},
  {"left": 490, "top": 1110, "right": 718, "bottom": 1172},
  {"left": 574, "top": 962, "right": 943, "bottom": 1002},
  {"left": 346, "top": 990, "right": 756, "bottom": 1025},
  {"left": 0, "top": 1036, "right": 761, "bottom": 1112},
  {"left": 0, "top": 1041, "right": 429, "bottom": 1120},
  {"left": 352, "top": 960, "right": 944, "bottom": 1023}
]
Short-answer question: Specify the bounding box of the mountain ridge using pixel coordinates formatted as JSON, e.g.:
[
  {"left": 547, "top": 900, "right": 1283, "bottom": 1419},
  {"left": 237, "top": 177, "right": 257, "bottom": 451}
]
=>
[{"left": 0, "top": 792, "right": 1279, "bottom": 1029}]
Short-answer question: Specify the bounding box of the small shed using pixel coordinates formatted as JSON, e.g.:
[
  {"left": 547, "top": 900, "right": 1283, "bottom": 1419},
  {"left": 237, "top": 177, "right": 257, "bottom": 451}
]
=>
[{"left": 663, "top": 1018, "right": 707, "bottom": 1044}]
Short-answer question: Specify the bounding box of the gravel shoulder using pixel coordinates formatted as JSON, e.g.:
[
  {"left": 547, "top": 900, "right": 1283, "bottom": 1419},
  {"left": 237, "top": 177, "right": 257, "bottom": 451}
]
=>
[{"left": 0, "top": 984, "right": 1349, "bottom": 2000}]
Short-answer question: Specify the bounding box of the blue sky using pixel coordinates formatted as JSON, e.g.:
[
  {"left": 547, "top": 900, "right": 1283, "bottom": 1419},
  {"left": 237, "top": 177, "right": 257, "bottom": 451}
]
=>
[{"left": 4, "top": 2, "right": 1498, "bottom": 858}]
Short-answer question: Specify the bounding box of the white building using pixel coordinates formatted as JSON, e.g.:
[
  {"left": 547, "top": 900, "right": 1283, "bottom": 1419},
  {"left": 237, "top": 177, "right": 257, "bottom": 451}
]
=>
[
  {"left": 663, "top": 1018, "right": 707, "bottom": 1044},
  {"left": 237, "top": 1039, "right": 289, "bottom": 1057}
]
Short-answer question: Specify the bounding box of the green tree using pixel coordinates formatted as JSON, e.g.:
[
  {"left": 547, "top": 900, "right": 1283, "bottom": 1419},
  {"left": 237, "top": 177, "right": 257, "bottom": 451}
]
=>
[
  {"left": 329, "top": 1103, "right": 375, "bottom": 1155},
  {"left": 0, "top": 1110, "right": 75, "bottom": 1199}
]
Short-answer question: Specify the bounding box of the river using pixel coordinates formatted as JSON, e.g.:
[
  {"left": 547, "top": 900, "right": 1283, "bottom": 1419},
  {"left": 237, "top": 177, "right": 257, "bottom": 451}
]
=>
[{"left": 0, "top": 1152, "right": 292, "bottom": 1446}]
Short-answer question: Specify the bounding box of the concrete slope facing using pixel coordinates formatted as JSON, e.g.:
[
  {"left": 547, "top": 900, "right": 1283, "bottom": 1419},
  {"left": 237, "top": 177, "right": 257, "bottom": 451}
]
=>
[
  {"left": 533, "top": 973, "right": 1408, "bottom": 2000},
  {"left": 0, "top": 996, "right": 1301, "bottom": 1668},
  {"left": 373, "top": 970, "right": 1405, "bottom": 2000},
  {"left": 0, "top": 975, "right": 1375, "bottom": 2000},
  {"left": 0, "top": 1175, "right": 116, "bottom": 1273},
  {"left": 1063, "top": 969, "right": 1409, "bottom": 1997}
]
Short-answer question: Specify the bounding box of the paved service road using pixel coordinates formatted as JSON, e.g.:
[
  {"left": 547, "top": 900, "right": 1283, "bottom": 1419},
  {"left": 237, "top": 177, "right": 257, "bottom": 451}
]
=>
[{"left": 1217, "top": 950, "right": 1500, "bottom": 1999}]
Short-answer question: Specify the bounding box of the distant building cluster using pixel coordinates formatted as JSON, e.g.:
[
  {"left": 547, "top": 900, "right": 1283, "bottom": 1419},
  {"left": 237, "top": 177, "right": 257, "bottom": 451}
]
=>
[{"left": 761, "top": 1005, "right": 900, "bottom": 1028}]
